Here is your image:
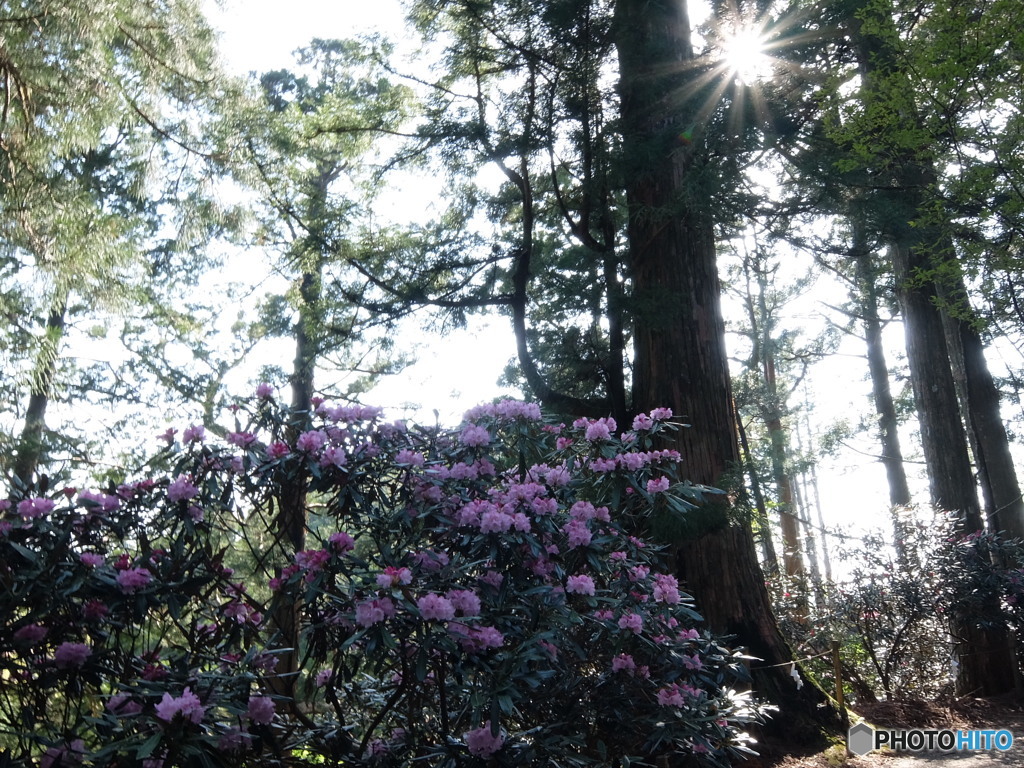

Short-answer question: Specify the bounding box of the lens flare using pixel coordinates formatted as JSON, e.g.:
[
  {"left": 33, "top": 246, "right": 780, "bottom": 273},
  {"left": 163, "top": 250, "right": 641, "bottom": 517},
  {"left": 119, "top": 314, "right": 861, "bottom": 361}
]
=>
[{"left": 720, "top": 26, "right": 773, "bottom": 84}]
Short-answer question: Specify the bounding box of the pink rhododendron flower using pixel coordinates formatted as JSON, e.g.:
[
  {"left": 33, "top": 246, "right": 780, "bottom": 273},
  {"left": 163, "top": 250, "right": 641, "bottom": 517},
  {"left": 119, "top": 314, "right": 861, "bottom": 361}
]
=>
[
  {"left": 473, "top": 626, "right": 504, "bottom": 649},
  {"left": 296, "top": 430, "right": 327, "bottom": 453},
  {"left": 54, "top": 642, "right": 91, "bottom": 668},
  {"left": 355, "top": 598, "right": 395, "bottom": 627},
  {"left": 446, "top": 589, "right": 481, "bottom": 615},
  {"left": 584, "top": 417, "right": 616, "bottom": 441},
  {"left": 13, "top": 623, "right": 47, "bottom": 644},
  {"left": 479, "top": 509, "right": 513, "bottom": 533},
  {"left": 315, "top": 669, "right": 333, "bottom": 687},
  {"left": 679, "top": 628, "right": 700, "bottom": 641},
  {"left": 295, "top": 549, "right": 332, "bottom": 572},
  {"left": 632, "top": 412, "right": 655, "bottom": 430},
  {"left": 618, "top": 612, "right": 643, "bottom": 634},
  {"left": 611, "top": 653, "right": 636, "bottom": 672},
  {"left": 182, "top": 424, "right": 206, "bottom": 443},
  {"left": 629, "top": 565, "right": 650, "bottom": 582},
  {"left": 566, "top": 574, "right": 596, "bottom": 595},
  {"left": 647, "top": 476, "right": 670, "bottom": 494},
  {"left": 569, "top": 500, "right": 596, "bottom": 520},
  {"left": 155, "top": 687, "right": 205, "bottom": 724},
  {"left": 79, "top": 489, "right": 120, "bottom": 511},
  {"left": 116, "top": 567, "right": 152, "bottom": 593},
  {"left": 653, "top": 573, "right": 681, "bottom": 604},
  {"left": 479, "top": 570, "right": 504, "bottom": 589},
  {"left": 158, "top": 427, "right": 177, "bottom": 444},
  {"left": 657, "top": 684, "right": 685, "bottom": 707},
  {"left": 108, "top": 692, "right": 143, "bottom": 717},
  {"left": 226, "top": 431, "right": 258, "bottom": 448},
  {"left": 417, "top": 593, "right": 455, "bottom": 621},
  {"left": 412, "top": 549, "right": 449, "bottom": 570},
  {"left": 618, "top": 452, "right": 647, "bottom": 471},
  {"left": 376, "top": 566, "right": 413, "bottom": 588},
  {"left": 539, "top": 640, "right": 558, "bottom": 659},
  {"left": 682, "top": 653, "right": 703, "bottom": 670},
  {"left": 329, "top": 531, "right": 355, "bottom": 552},
  {"left": 459, "top": 424, "right": 490, "bottom": 447},
  {"left": 395, "top": 449, "right": 425, "bottom": 466},
  {"left": 16, "top": 497, "right": 54, "bottom": 520},
  {"left": 255, "top": 382, "right": 275, "bottom": 399},
  {"left": 167, "top": 475, "right": 198, "bottom": 503},
  {"left": 247, "top": 695, "right": 275, "bottom": 725},
  {"left": 266, "top": 440, "right": 290, "bottom": 459},
  {"left": 464, "top": 722, "right": 504, "bottom": 757},
  {"left": 563, "top": 519, "right": 592, "bottom": 548},
  {"left": 40, "top": 739, "right": 85, "bottom": 768},
  {"left": 650, "top": 406, "right": 673, "bottom": 419},
  {"left": 223, "top": 602, "right": 261, "bottom": 625},
  {"left": 320, "top": 446, "right": 348, "bottom": 468}
]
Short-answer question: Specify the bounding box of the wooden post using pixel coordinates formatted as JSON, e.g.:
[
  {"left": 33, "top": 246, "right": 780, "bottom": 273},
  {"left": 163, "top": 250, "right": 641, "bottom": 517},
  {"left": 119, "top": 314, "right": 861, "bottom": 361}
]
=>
[{"left": 832, "top": 640, "right": 845, "bottom": 717}]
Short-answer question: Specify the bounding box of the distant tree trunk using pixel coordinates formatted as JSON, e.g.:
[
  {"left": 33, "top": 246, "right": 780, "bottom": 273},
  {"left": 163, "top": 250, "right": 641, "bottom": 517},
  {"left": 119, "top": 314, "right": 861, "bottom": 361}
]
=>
[
  {"left": 794, "top": 408, "right": 831, "bottom": 588},
  {"left": 765, "top": 393, "right": 806, "bottom": 582},
  {"left": 12, "top": 288, "right": 68, "bottom": 489},
  {"left": 737, "top": 407, "right": 780, "bottom": 576},
  {"left": 616, "top": 0, "right": 842, "bottom": 742},
  {"left": 850, "top": 0, "right": 1016, "bottom": 696},
  {"left": 849, "top": 205, "right": 912, "bottom": 510},
  {"left": 270, "top": 167, "right": 332, "bottom": 704}
]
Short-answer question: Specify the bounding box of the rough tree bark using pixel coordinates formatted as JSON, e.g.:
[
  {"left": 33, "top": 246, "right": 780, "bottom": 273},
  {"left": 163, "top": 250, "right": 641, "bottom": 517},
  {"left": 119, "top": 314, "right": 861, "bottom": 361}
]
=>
[{"left": 615, "top": 0, "right": 842, "bottom": 741}]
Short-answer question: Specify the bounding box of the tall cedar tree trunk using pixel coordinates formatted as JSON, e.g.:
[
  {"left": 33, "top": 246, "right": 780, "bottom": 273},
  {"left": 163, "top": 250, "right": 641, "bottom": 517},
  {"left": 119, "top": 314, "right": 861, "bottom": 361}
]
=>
[
  {"left": 615, "top": 0, "right": 842, "bottom": 741},
  {"left": 270, "top": 166, "right": 333, "bottom": 703},
  {"left": 269, "top": 266, "right": 318, "bottom": 702},
  {"left": 850, "top": 2, "right": 1016, "bottom": 696},
  {"left": 849, "top": 204, "right": 912, "bottom": 510},
  {"left": 764, "top": 360, "right": 807, "bottom": 584},
  {"left": 849, "top": 203, "right": 917, "bottom": 567},
  {"left": 940, "top": 283, "right": 1024, "bottom": 541},
  {"left": 13, "top": 289, "right": 68, "bottom": 488},
  {"left": 737, "top": 407, "right": 780, "bottom": 576}
]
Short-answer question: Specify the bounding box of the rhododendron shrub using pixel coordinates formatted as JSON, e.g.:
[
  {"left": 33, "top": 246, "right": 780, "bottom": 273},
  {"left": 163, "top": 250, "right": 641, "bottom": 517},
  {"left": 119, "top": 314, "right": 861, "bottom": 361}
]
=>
[{"left": 1, "top": 397, "right": 756, "bottom": 766}]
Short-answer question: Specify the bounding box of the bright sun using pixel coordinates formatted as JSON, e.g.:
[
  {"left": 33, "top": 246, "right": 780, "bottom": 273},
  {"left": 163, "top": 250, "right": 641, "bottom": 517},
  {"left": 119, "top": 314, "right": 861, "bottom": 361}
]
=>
[{"left": 720, "top": 26, "right": 773, "bottom": 84}]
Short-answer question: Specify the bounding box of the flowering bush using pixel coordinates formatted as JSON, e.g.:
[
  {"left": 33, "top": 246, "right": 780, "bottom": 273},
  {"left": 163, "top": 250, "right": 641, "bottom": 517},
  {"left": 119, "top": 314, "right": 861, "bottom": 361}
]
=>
[{"left": 1, "top": 397, "right": 756, "bottom": 766}]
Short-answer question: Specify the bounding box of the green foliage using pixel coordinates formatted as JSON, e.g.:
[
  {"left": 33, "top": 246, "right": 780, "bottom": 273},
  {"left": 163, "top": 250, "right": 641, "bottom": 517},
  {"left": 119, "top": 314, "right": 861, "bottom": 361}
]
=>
[{"left": 773, "top": 510, "right": 1024, "bottom": 703}]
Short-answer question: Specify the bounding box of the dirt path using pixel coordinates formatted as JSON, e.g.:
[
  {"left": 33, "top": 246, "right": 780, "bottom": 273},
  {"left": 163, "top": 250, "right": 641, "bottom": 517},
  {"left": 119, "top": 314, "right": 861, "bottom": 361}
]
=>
[
  {"left": 758, "top": 699, "right": 1024, "bottom": 768},
  {"left": 850, "top": 747, "right": 1022, "bottom": 768}
]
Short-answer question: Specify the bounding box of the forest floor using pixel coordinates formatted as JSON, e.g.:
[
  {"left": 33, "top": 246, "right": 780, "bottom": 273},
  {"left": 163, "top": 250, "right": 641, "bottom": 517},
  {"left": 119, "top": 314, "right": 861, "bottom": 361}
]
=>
[{"left": 745, "top": 697, "right": 1024, "bottom": 768}]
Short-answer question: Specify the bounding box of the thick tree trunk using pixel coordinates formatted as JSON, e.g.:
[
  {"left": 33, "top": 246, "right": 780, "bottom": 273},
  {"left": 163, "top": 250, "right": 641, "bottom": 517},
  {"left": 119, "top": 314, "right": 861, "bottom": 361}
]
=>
[
  {"left": 12, "top": 290, "right": 68, "bottom": 488},
  {"left": 616, "top": 0, "right": 842, "bottom": 742}
]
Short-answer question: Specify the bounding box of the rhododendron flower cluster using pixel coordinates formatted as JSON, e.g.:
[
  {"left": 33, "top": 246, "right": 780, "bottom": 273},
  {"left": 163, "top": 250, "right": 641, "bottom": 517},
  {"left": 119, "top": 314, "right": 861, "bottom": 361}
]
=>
[
  {"left": 155, "top": 688, "right": 205, "bottom": 724},
  {"left": 1, "top": 396, "right": 754, "bottom": 767}
]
